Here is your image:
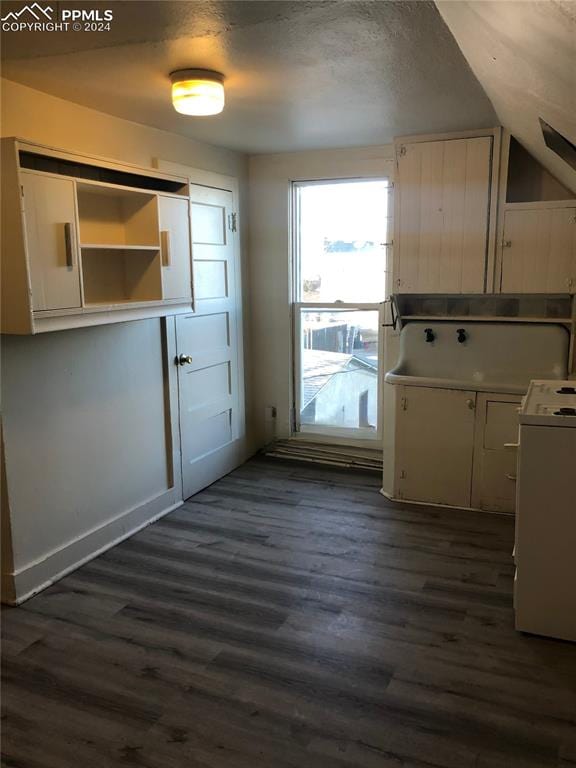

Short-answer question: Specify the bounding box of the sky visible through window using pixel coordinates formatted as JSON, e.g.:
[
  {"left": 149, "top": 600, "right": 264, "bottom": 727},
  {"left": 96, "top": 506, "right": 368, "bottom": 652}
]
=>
[{"left": 297, "top": 179, "right": 389, "bottom": 303}]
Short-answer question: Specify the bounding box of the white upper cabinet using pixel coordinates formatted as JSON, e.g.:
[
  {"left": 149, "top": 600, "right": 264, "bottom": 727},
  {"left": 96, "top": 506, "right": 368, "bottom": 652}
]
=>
[
  {"left": 500, "top": 207, "right": 576, "bottom": 293},
  {"left": 21, "top": 172, "right": 81, "bottom": 312},
  {"left": 1, "top": 138, "right": 192, "bottom": 334},
  {"left": 395, "top": 135, "right": 493, "bottom": 294},
  {"left": 158, "top": 195, "right": 193, "bottom": 301}
]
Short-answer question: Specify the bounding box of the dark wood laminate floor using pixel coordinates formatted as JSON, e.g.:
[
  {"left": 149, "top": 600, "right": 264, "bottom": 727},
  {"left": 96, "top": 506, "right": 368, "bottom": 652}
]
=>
[{"left": 2, "top": 456, "right": 576, "bottom": 768}]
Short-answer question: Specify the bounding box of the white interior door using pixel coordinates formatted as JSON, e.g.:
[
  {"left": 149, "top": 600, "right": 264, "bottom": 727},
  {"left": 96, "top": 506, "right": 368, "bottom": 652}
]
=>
[
  {"left": 176, "top": 183, "right": 244, "bottom": 499},
  {"left": 21, "top": 171, "right": 81, "bottom": 311}
]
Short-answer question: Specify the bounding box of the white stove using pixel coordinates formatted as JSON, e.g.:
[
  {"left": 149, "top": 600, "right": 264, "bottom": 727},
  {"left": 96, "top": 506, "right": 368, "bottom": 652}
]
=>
[
  {"left": 515, "top": 378, "right": 576, "bottom": 642},
  {"left": 520, "top": 380, "right": 576, "bottom": 426}
]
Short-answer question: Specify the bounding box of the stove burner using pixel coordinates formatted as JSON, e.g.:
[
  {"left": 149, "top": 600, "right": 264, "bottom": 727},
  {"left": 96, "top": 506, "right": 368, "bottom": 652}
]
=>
[
  {"left": 556, "top": 386, "right": 576, "bottom": 395},
  {"left": 554, "top": 407, "right": 576, "bottom": 416}
]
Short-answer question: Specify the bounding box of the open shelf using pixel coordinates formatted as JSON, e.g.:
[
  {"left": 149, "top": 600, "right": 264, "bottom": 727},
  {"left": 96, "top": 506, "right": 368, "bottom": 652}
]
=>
[
  {"left": 401, "top": 315, "right": 572, "bottom": 324},
  {"left": 81, "top": 247, "right": 162, "bottom": 305},
  {"left": 506, "top": 138, "right": 575, "bottom": 204},
  {"left": 76, "top": 182, "right": 160, "bottom": 248},
  {"left": 81, "top": 243, "right": 160, "bottom": 251}
]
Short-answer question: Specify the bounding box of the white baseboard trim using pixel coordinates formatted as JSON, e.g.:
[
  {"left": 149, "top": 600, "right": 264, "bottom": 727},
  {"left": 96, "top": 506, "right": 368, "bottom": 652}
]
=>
[
  {"left": 379, "top": 488, "right": 511, "bottom": 516},
  {"left": 2, "top": 489, "right": 183, "bottom": 605}
]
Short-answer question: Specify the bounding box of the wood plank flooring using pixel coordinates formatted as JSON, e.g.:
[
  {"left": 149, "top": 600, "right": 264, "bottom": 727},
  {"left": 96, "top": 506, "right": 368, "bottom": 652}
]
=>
[{"left": 2, "top": 456, "right": 576, "bottom": 768}]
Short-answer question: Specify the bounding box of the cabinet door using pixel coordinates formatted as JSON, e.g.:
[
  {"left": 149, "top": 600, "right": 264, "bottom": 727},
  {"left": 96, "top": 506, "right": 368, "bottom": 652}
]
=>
[
  {"left": 471, "top": 397, "right": 521, "bottom": 513},
  {"left": 396, "top": 137, "right": 492, "bottom": 294},
  {"left": 158, "top": 195, "right": 192, "bottom": 300},
  {"left": 501, "top": 207, "right": 576, "bottom": 293},
  {"left": 395, "top": 387, "right": 476, "bottom": 507},
  {"left": 21, "top": 172, "right": 81, "bottom": 311}
]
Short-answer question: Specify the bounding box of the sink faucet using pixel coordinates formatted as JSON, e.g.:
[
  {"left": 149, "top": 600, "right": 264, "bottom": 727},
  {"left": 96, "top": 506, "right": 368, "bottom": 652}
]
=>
[{"left": 424, "top": 328, "right": 435, "bottom": 343}]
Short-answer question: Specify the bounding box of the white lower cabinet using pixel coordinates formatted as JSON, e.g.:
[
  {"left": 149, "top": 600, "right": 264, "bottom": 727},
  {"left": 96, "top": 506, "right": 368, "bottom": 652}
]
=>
[
  {"left": 471, "top": 394, "right": 522, "bottom": 513},
  {"left": 394, "top": 385, "right": 522, "bottom": 511},
  {"left": 395, "top": 387, "right": 477, "bottom": 507}
]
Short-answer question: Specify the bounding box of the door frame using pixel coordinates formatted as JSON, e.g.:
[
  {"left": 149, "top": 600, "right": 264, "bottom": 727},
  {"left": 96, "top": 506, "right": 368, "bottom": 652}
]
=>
[
  {"left": 290, "top": 177, "right": 392, "bottom": 448},
  {"left": 154, "top": 159, "right": 247, "bottom": 498}
]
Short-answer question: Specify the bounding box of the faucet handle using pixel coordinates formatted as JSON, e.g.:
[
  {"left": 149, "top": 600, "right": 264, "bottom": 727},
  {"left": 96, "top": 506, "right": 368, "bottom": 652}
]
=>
[
  {"left": 457, "top": 328, "right": 467, "bottom": 343},
  {"left": 424, "top": 328, "right": 435, "bottom": 343}
]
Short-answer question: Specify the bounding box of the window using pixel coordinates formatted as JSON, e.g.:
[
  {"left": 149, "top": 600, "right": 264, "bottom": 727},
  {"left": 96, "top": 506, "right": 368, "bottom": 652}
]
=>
[{"left": 292, "top": 179, "right": 391, "bottom": 441}]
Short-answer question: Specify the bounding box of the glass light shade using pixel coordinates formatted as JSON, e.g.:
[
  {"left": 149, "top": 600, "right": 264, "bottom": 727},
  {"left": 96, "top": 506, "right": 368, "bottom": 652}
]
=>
[{"left": 171, "top": 71, "right": 225, "bottom": 116}]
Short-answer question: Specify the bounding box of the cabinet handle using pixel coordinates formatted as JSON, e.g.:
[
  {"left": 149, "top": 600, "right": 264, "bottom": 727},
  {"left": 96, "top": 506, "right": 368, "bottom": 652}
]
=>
[
  {"left": 161, "top": 230, "right": 171, "bottom": 268},
  {"left": 466, "top": 398, "right": 475, "bottom": 410},
  {"left": 64, "top": 222, "right": 74, "bottom": 268},
  {"left": 506, "top": 474, "right": 517, "bottom": 482},
  {"left": 504, "top": 442, "right": 519, "bottom": 449}
]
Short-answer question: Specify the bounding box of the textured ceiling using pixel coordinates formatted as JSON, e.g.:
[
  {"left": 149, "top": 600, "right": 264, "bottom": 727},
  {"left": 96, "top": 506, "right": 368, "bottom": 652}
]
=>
[
  {"left": 0, "top": 0, "right": 497, "bottom": 154},
  {"left": 436, "top": 0, "right": 576, "bottom": 193}
]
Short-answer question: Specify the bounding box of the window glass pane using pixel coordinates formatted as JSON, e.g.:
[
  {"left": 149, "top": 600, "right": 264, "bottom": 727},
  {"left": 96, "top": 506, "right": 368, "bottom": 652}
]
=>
[
  {"left": 300, "top": 309, "right": 378, "bottom": 431},
  {"left": 297, "top": 180, "right": 389, "bottom": 303}
]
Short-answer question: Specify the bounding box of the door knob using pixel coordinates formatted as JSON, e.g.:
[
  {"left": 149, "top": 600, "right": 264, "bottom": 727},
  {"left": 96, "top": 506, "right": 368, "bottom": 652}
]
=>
[{"left": 177, "top": 354, "right": 193, "bottom": 366}]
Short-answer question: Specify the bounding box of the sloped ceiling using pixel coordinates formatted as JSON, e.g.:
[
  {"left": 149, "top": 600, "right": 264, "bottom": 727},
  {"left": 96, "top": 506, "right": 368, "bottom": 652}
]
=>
[
  {"left": 436, "top": 0, "right": 576, "bottom": 193},
  {"left": 0, "top": 0, "right": 497, "bottom": 154}
]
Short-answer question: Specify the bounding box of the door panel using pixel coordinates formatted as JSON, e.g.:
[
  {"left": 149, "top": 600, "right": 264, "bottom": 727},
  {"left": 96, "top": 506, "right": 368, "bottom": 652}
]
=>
[
  {"left": 501, "top": 207, "right": 576, "bottom": 293},
  {"left": 21, "top": 172, "right": 81, "bottom": 311},
  {"left": 191, "top": 202, "right": 226, "bottom": 244},
  {"left": 194, "top": 260, "right": 228, "bottom": 299},
  {"left": 396, "top": 386, "right": 476, "bottom": 507},
  {"left": 549, "top": 208, "right": 576, "bottom": 292},
  {"left": 177, "top": 183, "right": 242, "bottom": 500},
  {"left": 158, "top": 195, "right": 192, "bottom": 300},
  {"left": 396, "top": 137, "right": 491, "bottom": 293},
  {"left": 183, "top": 410, "right": 232, "bottom": 463},
  {"left": 472, "top": 395, "right": 521, "bottom": 514}
]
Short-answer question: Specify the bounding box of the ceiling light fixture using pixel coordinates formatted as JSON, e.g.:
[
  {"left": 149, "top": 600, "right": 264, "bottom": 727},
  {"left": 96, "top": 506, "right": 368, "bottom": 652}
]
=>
[{"left": 170, "top": 69, "right": 225, "bottom": 116}]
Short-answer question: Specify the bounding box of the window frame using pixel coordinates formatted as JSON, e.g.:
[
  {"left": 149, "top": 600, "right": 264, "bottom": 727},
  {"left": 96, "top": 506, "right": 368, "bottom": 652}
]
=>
[{"left": 290, "top": 177, "right": 392, "bottom": 445}]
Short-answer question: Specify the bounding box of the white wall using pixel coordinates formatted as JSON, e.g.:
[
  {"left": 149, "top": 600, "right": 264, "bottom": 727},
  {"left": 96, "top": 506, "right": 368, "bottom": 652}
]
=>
[
  {"left": 248, "top": 146, "right": 394, "bottom": 446},
  {"left": 0, "top": 79, "right": 251, "bottom": 602}
]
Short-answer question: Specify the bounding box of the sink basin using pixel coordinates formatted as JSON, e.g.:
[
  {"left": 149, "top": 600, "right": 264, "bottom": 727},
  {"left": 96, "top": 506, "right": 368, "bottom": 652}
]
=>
[{"left": 385, "top": 321, "right": 569, "bottom": 394}]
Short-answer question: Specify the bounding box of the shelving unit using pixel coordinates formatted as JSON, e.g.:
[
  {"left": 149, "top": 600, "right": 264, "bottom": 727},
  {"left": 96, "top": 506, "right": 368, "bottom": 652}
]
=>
[
  {"left": 76, "top": 182, "right": 160, "bottom": 248},
  {"left": 81, "top": 248, "right": 163, "bottom": 306},
  {"left": 1, "top": 138, "right": 194, "bottom": 334},
  {"left": 76, "top": 183, "right": 164, "bottom": 306},
  {"left": 494, "top": 133, "right": 576, "bottom": 296}
]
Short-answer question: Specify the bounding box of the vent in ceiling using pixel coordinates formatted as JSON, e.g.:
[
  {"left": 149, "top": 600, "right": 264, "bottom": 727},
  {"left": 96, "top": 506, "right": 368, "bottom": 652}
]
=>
[{"left": 540, "top": 118, "right": 576, "bottom": 172}]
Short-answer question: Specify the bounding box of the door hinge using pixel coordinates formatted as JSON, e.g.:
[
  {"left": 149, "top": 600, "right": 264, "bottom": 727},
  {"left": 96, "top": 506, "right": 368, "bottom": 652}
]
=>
[
  {"left": 398, "top": 145, "right": 407, "bottom": 157},
  {"left": 20, "top": 185, "right": 24, "bottom": 197},
  {"left": 228, "top": 212, "right": 238, "bottom": 233},
  {"left": 400, "top": 469, "right": 407, "bottom": 480},
  {"left": 400, "top": 396, "right": 408, "bottom": 411}
]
